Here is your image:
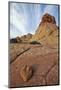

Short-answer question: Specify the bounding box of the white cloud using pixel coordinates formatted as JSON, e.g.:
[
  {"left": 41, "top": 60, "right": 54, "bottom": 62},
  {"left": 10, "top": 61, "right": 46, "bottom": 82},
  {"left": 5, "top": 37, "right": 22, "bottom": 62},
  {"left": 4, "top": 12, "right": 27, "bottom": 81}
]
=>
[
  {"left": 10, "top": 3, "right": 28, "bottom": 37},
  {"left": 43, "top": 5, "right": 55, "bottom": 15},
  {"left": 10, "top": 3, "right": 59, "bottom": 38}
]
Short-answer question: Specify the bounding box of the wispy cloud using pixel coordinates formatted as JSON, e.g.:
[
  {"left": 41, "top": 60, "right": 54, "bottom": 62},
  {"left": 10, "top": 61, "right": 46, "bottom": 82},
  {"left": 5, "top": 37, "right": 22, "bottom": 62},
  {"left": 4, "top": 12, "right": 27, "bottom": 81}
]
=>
[
  {"left": 10, "top": 3, "right": 28, "bottom": 37},
  {"left": 10, "top": 3, "right": 59, "bottom": 38}
]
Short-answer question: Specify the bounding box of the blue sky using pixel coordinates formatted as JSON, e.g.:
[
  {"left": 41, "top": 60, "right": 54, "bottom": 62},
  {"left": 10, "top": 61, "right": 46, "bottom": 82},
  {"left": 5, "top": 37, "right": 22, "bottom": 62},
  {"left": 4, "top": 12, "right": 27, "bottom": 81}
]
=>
[{"left": 10, "top": 3, "right": 59, "bottom": 38}]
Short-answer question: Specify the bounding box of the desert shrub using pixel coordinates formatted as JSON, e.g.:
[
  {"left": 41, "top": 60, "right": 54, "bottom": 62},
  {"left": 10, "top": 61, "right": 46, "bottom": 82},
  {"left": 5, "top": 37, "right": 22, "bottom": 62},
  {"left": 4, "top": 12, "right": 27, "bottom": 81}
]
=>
[
  {"left": 10, "top": 38, "right": 17, "bottom": 43},
  {"left": 30, "top": 41, "right": 40, "bottom": 44}
]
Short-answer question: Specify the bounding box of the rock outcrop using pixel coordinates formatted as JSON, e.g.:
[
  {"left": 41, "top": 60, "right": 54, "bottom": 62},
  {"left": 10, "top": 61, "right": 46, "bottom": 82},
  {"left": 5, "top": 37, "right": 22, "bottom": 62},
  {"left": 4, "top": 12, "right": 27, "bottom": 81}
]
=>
[
  {"left": 41, "top": 13, "right": 56, "bottom": 24},
  {"left": 30, "top": 13, "right": 58, "bottom": 48},
  {"left": 20, "top": 33, "right": 32, "bottom": 43},
  {"left": 10, "top": 33, "right": 32, "bottom": 43}
]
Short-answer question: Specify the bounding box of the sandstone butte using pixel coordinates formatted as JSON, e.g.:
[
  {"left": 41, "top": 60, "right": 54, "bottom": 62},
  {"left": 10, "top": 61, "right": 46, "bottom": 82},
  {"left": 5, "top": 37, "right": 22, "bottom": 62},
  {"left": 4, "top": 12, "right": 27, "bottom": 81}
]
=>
[{"left": 30, "top": 13, "right": 59, "bottom": 48}]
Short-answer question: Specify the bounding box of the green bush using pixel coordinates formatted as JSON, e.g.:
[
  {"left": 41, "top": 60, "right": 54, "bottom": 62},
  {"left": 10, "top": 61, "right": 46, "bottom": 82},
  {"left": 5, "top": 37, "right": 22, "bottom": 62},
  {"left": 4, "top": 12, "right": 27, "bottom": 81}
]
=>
[{"left": 30, "top": 41, "right": 40, "bottom": 44}]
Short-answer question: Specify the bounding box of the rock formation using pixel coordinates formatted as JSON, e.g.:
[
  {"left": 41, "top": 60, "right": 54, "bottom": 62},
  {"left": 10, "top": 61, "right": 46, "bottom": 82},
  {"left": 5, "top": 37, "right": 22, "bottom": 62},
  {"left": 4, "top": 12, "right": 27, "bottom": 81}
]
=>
[
  {"left": 10, "top": 13, "right": 59, "bottom": 48},
  {"left": 20, "top": 33, "right": 32, "bottom": 43},
  {"left": 20, "top": 65, "right": 33, "bottom": 82},
  {"left": 41, "top": 13, "right": 56, "bottom": 24},
  {"left": 10, "top": 33, "right": 32, "bottom": 43},
  {"left": 30, "top": 13, "right": 59, "bottom": 48}
]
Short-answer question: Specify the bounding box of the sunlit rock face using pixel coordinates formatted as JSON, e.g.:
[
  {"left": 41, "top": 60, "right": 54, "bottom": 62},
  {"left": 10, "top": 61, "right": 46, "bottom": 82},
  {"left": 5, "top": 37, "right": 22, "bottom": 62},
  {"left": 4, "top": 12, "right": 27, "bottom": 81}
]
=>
[
  {"left": 41, "top": 13, "right": 56, "bottom": 24},
  {"left": 30, "top": 13, "right": 59, "bottom": 48}
]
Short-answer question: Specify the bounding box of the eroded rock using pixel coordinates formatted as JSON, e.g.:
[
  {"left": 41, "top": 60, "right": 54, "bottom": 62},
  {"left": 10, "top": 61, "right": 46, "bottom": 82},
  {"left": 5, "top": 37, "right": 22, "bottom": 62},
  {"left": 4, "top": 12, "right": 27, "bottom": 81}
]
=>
[
  {"left": 41, "top": 13, "right": 56, "bottom": 24},
  {"left": 20, "top": 65, "right": 33, "bottom": 82}
]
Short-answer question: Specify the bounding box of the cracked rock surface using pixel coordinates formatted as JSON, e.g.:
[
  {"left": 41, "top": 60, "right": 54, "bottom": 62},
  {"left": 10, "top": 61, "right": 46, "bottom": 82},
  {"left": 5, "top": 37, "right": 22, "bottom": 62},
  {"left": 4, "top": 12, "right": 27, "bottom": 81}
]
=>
[{"left": 9, "top": 44, "right": 59, "bottom": 87}]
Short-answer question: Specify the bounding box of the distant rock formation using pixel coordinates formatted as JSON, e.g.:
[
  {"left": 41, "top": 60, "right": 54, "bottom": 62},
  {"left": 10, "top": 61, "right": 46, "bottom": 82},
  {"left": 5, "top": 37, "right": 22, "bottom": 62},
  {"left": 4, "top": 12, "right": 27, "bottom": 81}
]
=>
[
  {"left": 16, "top": 36, "right": 22, "bottom": 43},
  {"left": 10, "top": 37, "right": 22, "bottom": 43},
  {"left": 10, "top": 33, "right": 32, "bottom": 43},
  {"left": 10, "top": 38, "right": 17, "bottom": 43},
  {"left": 20, "top": 33, "right": 32, "bottom": 43}
]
